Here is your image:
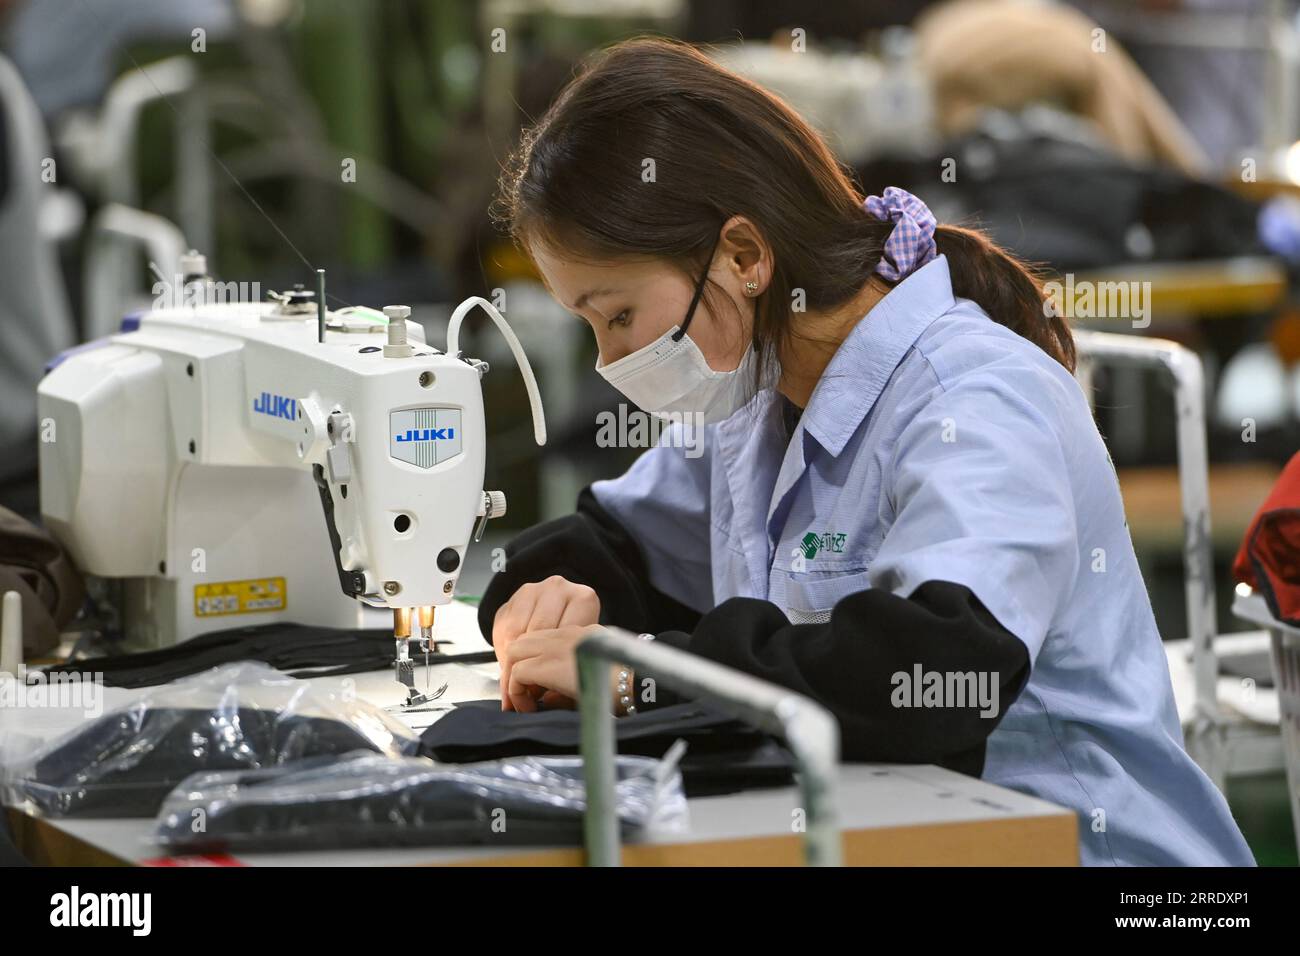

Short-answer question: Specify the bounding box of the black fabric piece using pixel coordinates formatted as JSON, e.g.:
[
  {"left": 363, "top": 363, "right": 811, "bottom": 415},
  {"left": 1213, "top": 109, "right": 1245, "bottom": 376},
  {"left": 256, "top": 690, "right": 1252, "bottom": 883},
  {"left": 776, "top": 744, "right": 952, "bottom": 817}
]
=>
[
  {"left": 420, "top": 649, "right": 497, "bottom": 666},
  {"left": 15, "top": 707, "right": 413, "bottom": 818},
  {"left": 420, "top": 700, "right": 795, "bottom": 798},
  {"left": 645, "top": 582, "right": 1032, "bottom": 777},
  {"left": 477, "top": 485, "right": 703, "bottom": 644},
  {"left": 37, "top": 623, "right": 417, "bottom": 688},
  {"left": 155, "top": 754, "right": 663, "bottom": 853}
]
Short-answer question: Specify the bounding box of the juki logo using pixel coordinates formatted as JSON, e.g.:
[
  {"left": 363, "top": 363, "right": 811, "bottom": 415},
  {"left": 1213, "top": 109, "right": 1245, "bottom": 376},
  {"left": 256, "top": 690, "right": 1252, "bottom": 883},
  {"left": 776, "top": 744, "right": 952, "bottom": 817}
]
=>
[
  {"left": 395, "top": 427, "right": 455, "bottom": 442},
  {"left": 253, "top": 392, "right": 297, "bottom": 421}
]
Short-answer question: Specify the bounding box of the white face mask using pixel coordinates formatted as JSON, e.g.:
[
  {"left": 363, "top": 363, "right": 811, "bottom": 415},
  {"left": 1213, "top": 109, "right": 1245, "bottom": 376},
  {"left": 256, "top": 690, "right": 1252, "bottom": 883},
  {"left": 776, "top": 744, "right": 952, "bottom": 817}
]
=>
[{"left": 595, "top": 326, "right": 759, "bottom": 425}]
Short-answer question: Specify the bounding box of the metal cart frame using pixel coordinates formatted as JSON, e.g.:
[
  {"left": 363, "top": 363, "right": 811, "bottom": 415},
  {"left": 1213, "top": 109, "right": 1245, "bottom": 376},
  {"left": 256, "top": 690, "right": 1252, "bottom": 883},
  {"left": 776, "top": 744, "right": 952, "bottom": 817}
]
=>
[{"left": 1075, "top": 329, "right": 1283, "bottom": 790}]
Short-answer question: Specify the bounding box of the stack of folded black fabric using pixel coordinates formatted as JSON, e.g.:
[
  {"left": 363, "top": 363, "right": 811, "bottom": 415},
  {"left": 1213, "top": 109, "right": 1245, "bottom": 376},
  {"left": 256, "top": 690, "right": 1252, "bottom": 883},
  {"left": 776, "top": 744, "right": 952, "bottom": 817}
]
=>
[
  {"left": 154, "top": 753, "right": 679, "bottom": 852},
  {"left": 14, "top": 706, "right": 417, "bottom": 817},
  {"left": 420, "top": 700, "right": 795, "bottom": 797}
]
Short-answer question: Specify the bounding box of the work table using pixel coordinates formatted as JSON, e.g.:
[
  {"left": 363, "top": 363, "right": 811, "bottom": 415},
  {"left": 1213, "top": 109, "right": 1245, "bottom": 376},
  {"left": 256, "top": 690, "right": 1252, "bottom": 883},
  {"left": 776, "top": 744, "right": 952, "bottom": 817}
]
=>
[{"left": 2, "top": 602, "right": 1078, "bottom": 866}]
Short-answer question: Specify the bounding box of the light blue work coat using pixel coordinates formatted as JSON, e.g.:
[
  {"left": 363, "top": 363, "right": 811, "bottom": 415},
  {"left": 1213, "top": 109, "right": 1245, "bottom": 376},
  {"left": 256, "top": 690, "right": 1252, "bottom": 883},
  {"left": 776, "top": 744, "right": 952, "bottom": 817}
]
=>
[{"left": 592, "top": 255, "right": 1255, "bottom": 866}]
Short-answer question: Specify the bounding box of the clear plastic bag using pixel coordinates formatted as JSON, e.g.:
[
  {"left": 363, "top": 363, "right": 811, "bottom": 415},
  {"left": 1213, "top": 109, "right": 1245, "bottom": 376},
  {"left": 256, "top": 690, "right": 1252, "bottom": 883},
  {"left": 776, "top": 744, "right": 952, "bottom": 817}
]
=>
[
  {"left": 153, "top": 750, "right": 690, "bottom": 853},
  {"left": 4, "top": 662, "right": 418, "bottom": 818}
]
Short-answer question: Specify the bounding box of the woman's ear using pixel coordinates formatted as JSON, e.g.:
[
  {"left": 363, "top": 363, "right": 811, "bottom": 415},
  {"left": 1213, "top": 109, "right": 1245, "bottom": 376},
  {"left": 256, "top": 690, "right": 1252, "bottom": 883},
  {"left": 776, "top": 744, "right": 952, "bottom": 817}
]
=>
[{"left": 717, "top": 215, "right": 772, "bottom": 297}]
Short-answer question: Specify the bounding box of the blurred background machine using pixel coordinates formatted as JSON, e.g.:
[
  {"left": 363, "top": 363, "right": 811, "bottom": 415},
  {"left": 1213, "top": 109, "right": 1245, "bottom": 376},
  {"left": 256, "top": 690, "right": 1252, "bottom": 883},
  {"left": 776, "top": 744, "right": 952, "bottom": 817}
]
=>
[{"left": 4, "top": 0, "right": 1300, "bottom": 861}]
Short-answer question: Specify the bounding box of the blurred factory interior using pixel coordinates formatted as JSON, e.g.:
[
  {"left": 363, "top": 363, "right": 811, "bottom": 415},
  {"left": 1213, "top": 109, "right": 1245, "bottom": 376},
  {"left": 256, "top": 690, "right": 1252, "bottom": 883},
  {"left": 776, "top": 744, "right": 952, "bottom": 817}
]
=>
[{"left": 3, "top": 0, "right": 1300, "bottom": 866}]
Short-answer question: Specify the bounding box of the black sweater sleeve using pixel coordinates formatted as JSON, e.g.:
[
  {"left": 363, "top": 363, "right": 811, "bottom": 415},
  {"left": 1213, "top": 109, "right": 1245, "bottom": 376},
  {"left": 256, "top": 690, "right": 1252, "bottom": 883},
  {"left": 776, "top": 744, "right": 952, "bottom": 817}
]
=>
[
  {"left": 477, "top": 485, "right": 703, "bottom": 641},
  {"left": 478, "top": 489, "right": 1031, "bottom": 777},
  {"left": 646, "top": 583, "right": 1030, "bottom": 776}
]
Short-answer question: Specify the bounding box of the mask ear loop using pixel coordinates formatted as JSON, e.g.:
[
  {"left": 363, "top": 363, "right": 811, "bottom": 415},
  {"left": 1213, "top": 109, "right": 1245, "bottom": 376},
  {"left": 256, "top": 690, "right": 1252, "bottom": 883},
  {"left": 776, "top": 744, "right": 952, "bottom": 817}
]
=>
[{"left": 671, "top": 230, "right": 724, "bottom": 343}]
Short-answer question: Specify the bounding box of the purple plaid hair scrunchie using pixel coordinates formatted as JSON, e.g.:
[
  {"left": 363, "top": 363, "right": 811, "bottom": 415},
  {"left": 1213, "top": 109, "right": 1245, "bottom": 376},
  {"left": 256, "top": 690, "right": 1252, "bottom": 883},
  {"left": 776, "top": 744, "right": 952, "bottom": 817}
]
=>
[{"left": 863, "top": 186, "right": 937, "bottom": 282}]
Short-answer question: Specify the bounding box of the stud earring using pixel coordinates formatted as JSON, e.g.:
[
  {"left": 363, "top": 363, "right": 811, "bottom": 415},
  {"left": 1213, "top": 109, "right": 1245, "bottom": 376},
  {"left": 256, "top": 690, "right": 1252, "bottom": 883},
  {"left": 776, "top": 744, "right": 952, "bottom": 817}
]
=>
[{"left": 744, "top": 281, "right": 759, "bottom": 295}]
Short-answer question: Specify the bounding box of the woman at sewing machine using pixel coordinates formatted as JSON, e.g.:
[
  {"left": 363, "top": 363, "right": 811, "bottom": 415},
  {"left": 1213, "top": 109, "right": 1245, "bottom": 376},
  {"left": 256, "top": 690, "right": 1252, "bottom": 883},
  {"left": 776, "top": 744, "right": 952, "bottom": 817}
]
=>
[{"left": 474, "top": 37, "right": 1253, "bottom": 867}]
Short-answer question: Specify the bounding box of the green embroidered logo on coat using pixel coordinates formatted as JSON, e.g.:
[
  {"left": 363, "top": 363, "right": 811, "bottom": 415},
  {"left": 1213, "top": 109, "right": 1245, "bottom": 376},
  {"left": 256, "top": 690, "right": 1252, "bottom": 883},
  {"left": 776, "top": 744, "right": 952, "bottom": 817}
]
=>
[{"left": 800, "top": 531, "right": 847, "bottom": 560}]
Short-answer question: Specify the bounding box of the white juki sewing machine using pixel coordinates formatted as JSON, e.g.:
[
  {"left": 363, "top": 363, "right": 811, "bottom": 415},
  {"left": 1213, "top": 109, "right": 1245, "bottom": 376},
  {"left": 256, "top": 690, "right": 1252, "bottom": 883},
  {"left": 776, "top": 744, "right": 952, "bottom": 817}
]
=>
[{"left": 37, "top": 268, "right": 545, "bottom": 704}]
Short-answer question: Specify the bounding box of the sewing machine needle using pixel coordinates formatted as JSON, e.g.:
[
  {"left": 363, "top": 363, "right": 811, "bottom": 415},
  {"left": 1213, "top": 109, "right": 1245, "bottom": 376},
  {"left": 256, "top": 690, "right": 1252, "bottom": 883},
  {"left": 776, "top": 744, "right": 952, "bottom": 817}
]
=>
[{"left": 418, "top": 605, "right": 435, "bottom": 688}]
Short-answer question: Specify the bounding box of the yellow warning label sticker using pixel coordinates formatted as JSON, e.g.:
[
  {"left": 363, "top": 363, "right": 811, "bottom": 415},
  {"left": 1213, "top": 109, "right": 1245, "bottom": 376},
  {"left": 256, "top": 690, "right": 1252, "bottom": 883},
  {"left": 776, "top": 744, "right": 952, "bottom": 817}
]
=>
[{"left": 194, "top": 577, "right": 287, "bottom": 618}]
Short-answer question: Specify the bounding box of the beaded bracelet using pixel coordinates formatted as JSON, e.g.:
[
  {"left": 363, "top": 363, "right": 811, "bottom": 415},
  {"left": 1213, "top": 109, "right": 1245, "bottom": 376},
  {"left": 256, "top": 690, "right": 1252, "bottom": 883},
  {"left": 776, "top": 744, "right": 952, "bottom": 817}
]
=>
[{"left": 615, "top": 633, "right": 656, "bottom": 716}]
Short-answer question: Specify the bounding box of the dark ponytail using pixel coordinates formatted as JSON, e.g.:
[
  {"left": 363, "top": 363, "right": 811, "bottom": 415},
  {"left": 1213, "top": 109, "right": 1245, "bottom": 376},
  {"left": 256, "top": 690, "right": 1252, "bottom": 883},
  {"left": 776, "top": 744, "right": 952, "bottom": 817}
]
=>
[
  {"left": 496, "top": 37, "right": 1075, "bottom": 375},
  {"left": 934, "top": 224, "right": 1075, "bottom": 372}
]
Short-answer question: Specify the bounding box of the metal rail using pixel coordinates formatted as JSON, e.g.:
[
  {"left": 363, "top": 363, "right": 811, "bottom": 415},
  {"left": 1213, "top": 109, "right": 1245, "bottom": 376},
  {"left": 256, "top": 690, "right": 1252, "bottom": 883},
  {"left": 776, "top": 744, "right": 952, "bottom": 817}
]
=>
[{"left": 576, "top": 626, "right": 841, "bottom": 866}]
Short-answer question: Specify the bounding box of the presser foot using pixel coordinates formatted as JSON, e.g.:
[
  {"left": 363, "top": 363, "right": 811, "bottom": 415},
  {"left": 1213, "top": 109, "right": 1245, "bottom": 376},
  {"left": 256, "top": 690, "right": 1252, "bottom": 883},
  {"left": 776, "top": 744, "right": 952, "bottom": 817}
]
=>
[
  {"left": 395, "top": 641, "right": 449, "bottom": 708},
  {"left": 402, "top": 681, "right": 449, "bottom": 709}
]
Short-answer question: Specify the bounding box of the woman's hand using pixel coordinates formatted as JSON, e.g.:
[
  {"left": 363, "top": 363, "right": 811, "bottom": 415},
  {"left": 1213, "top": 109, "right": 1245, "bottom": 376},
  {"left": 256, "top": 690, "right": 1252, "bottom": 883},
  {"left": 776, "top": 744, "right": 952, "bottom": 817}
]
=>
[
  {"left": 503, "top": 623, "right": 615, "bottom": 713},
  {"left": 492, "top": 576, "right": 600, "bottom": 710}
]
